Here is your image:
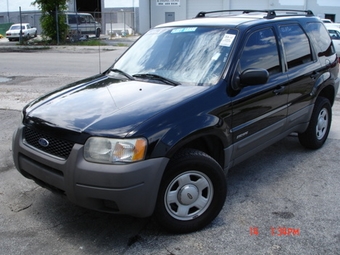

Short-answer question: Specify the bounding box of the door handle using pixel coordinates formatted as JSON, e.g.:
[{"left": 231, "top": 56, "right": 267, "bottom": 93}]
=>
[{"left": 273, "top": 86, "right": 285, "bottom": 95}]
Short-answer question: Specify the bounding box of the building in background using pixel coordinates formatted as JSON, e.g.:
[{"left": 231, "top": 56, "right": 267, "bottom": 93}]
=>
[{"left": 1, "top": 0, "right": 340, "bottom": 36}]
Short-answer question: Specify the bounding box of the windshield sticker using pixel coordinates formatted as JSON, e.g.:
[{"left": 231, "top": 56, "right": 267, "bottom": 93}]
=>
[
  {"left": 219, "top": 34, "right": 236, "bottom": 47},
  {"left": 148, "top": 28, "right": 168, "bottom": 35},
  {"left": 211, "top": 53, "right": 221, "bottom": 61},
  {"left": 171, "top": 27, "right": 197, "bottom": 33}
]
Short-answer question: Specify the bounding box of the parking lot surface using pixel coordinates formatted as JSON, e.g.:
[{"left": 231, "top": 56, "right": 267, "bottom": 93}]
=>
[{"left": 0, "top": 44, "right": 340, "bottom": 254}]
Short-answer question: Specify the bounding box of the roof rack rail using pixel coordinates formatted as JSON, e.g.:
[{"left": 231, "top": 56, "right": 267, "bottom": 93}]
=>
[{"left": 195, "top": 9, "right": 314, "bottom": 19}]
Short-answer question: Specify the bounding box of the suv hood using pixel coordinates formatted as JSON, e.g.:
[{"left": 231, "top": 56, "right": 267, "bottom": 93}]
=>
[{"left": 24, "top": 75, "right": 208, "bottom": 137}]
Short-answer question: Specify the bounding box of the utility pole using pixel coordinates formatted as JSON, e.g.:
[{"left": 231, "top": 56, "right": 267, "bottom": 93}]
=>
[
  {"left": 6, "top": 0, "right": 10, "bottom": 23},
  {"left": 56, "top": 5, "right": 59, "bottom": 44},
  {"left": 19, "top": 7, "right": 23, "bottom": 44}
]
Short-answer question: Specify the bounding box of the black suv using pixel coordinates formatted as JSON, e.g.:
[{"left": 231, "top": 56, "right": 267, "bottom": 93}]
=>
[{"left": 12, "top": 10, "right": 339, "bottom": 233}]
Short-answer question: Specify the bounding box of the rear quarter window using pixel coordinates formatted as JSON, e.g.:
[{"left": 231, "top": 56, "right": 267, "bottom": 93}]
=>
[{"left": 305, "top": 22, "right": 335, "bottom": 57}]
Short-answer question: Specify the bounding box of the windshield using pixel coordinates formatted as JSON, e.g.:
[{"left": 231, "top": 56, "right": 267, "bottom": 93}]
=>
[{"left": 113, "top": 27, "right": 237, "bottom": 86}]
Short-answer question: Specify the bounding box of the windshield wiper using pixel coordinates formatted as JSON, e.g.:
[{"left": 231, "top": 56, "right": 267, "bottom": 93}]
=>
[
  {"left": 133, "top": 73, "right": 180, "bottom": 86},
  {"left": 109, "top": 68, "right": 135, "bottom": 80}
]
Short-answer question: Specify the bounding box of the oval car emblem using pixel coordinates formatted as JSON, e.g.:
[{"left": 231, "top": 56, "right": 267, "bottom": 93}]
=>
[{"left": 38, "top": 138, "right": 49, "bottom": 147}]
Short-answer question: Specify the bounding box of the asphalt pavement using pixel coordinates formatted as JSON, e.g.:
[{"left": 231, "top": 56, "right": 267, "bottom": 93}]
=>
[{"left": 0, "top": 41, "right": 340, "bottom": 255}]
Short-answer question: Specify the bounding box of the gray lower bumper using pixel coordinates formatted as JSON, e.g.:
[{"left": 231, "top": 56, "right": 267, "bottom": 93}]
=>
[{"left": 12, "top": 126, "right": 169, "bottom": 217}]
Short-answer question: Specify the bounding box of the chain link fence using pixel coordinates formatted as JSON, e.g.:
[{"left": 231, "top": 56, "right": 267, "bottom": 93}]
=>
[{"left": 0, "top": 10, "right": 137, "bottom": 41}]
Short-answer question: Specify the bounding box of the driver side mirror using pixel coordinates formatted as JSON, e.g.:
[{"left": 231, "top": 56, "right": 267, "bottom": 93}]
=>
[{"left": 232, "top": 68, "right": 269, "bottom": 90}]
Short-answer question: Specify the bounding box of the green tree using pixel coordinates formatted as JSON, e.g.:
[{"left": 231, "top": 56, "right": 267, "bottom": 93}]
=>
[{"left": 32, "top": 0, "right": 69, "bottom": 43}]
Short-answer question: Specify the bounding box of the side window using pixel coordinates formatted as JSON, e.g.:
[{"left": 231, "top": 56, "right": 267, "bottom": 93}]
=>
[
  {"left": 280, "top": 24, "right": 312, "bottom": 69},
  {"left": 68, "top": 15, "right": 77, "bottom": 24},
  {"left": 239, "top": 28, "right": 281, "bottom": 75},
  {"left": 84, "top": 15, "right": 91, "bottom": 23},
  {"left": 306, "top": 22, "right": 335, "bottom": 57},
  {"left": 88, "top": 16, "right": 95, "bottom": 23},
  {"left": 328, "top": 30, "right": 340, "bottom": 39},
  {"left": 79, "top": 16, "right": 86, "bottom": 23}
]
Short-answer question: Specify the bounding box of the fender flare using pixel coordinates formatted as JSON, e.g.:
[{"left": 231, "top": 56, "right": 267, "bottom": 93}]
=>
[{"left": 150, "top": 114, "right": 231, "bottom": 159}]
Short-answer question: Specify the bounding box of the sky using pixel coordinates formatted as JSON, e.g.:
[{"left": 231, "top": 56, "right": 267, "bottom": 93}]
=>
[{"left": 0, "top": 0, "right": 38, "bottom": 12}]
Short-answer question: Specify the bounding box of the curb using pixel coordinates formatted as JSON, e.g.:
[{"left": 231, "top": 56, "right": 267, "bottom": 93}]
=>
[{"left": 0, "top": 44, "right": 128, "bottom": 53}]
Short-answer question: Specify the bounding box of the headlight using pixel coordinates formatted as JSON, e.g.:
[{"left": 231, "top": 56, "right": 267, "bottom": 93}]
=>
[{"left": 84, "top": 137, "right": 147, "bottom": 164}]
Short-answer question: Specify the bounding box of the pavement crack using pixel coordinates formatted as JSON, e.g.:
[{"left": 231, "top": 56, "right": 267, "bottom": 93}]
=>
[
  {"left": 13, "top": 203, "right": 32, "bottom": 212},
  {"left": 8, "top": 187, "right": 40, "bottom": 212}
]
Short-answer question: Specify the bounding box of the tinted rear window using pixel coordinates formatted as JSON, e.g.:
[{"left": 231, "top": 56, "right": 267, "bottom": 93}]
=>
[
  {"left": 306, "top": 22, "right": 334, "bottom": 57},
  {"left": 280, "top": 24, "right": 312, "bottom": 69}
]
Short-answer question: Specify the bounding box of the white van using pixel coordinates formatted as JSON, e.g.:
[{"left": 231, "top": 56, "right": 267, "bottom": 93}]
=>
[{"left": 66, "top": 13, "right": 101, "bottom": 38}]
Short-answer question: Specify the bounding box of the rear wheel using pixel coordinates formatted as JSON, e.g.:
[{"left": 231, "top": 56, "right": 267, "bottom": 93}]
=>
[
  {"left": 155, "top": 149, "right": 227, "bottom": 233},
  {"left": 298, "top": 97, "right": 331, "bottom": 149},
  {"left": 95, "top": 28, "right": 101, "bottom": 38}
]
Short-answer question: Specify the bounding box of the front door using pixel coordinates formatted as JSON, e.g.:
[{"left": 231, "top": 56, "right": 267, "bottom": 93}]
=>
[{"left": 230, "top": 27, "right": 289, "bottom": 163}]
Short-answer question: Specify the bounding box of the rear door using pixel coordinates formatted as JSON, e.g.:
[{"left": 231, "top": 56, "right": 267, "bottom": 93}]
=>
[
  {"left": 230, "top": 26, "right": 289, "bottom": 163},
  {"left": 278, "top": 23, "right": 323, "bottom": 127}
]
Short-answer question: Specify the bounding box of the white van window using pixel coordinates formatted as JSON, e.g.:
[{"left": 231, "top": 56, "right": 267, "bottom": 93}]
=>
[{"left": 68, "top": 15, "right": 77, "bottom": 24}]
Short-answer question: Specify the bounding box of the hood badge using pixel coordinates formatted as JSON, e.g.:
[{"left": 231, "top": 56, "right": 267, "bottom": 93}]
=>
[{"left": 38, "top": 138, "right": 49, "bottom": 147}]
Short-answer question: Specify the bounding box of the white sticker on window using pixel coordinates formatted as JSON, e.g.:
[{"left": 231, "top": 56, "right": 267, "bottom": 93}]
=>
[
  {"left": 219, "top": 34, "right": 235, "bottom": 47},
  {"left": 148, "top": 28, "right": 168, "bottom": 35},
  {"left": 171, "top": 27, "right": 197, "bottom": 33},
  {"left": 211, "top": 53, "right": 221, "bottom": 61}
]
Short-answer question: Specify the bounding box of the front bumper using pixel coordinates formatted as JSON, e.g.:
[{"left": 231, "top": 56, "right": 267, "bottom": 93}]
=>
[{"left": 12, "top": 125, "right": 169, "bottom": 217}]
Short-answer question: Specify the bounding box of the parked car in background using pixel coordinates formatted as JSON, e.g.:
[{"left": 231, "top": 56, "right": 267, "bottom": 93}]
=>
[
  {"left": 322, "top": 18, "right": 333, "bottom": 23},
  {"left": 326, "top": 25, "right": 340, "bottom": 56},
  {"left": 322, "top": 19, "right": 340, "bottom": 28},
  {"left": 6, "top": 23, "right": 37, "bottom": 41},
  {"left": 65, "top": 12, "right": 101, "bottom": 38}
]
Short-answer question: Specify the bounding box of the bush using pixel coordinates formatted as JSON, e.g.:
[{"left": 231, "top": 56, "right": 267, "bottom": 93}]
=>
[{"left": 32, "top": 0, "right": 68, "bottom": 43}]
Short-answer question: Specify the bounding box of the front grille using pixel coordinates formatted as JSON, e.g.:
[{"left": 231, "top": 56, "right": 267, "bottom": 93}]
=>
[{"left": 23, "top": 127, "right": 74, "bottom": 159}]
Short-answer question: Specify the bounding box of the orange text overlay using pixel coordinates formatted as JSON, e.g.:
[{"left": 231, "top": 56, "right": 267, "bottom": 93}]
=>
[{"left": 249, "top": 227, "right": 300, "bottom": 236}]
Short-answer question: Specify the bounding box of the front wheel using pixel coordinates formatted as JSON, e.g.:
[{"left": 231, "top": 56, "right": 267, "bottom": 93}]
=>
[
  {"left": 155, "top": 149, "right": 227, "bottom": 233},
  {"left": 298, "top": 97, "right": 332, "bottom": 149}
]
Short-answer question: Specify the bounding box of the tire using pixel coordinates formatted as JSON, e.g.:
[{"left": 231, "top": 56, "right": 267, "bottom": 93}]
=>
[
  {"left": 155, "top": 149, "right": 227, "bottom": 233},
  {"left": 34, "top": 31, "right": 37, "bottom": 37},
  {"left": 298, "top": 97, "right": 331, "bottom": 149},
  {"left": 95, "top": 28, "right": 101, "bottom": 38}
]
